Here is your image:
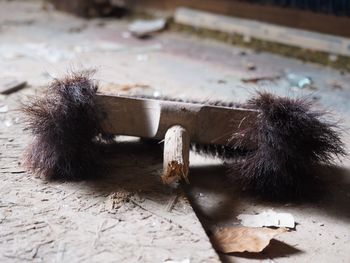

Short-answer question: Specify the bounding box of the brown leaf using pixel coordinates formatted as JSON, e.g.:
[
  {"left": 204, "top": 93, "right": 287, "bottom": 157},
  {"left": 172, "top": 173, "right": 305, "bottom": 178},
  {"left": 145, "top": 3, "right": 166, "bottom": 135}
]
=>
[{"left": 212, "top": 227, "right": 287, "bottom": 253}]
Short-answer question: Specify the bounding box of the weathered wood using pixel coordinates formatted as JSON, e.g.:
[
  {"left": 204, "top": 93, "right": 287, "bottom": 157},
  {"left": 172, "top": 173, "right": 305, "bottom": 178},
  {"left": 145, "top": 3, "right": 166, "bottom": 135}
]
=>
[
  {"left": 128, "top": 0, "right": 350, "bottom": 37},
  {"left": 96, "top": 94, "right": 258, "bottom": 147},
  {"left": 174, "top": 7, "right": 350, "bottom": 57},
  {"left": 162, "top": 125, "right": 190, "bottom": 184}
]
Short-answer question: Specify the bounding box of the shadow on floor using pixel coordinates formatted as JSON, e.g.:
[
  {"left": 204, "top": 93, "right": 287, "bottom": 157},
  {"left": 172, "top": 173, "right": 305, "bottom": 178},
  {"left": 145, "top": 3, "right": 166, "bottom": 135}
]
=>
[
  {"left": 58, "top": 139, "right": 349, "bottom": 261},
  {"left": 184, "top": 163, "right": 349, "bottom": 262},
  {"left": 219, "top": 239, "right": 303, "bottom": 262},
  {"left": 183, "top": 162, "right": 350, "bottom": 227},
  {"left": 80, "top": 139, "right": 350, "bottom": 223},
  {"left": 84, "top": 139, "right": 166, "bottom": 194}
]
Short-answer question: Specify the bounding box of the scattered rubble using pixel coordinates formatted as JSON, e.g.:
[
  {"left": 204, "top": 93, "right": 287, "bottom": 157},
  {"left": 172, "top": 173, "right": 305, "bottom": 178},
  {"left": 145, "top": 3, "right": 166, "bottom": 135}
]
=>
[{"left": 108, "top": 190, "right": 133, "bottom": 211}]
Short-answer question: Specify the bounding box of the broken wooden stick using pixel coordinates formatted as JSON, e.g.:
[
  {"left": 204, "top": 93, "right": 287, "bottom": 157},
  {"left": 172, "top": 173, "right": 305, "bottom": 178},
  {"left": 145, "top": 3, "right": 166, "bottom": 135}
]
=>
[{"left": 162, "top": 125, "right": 190, "bottom": 184}]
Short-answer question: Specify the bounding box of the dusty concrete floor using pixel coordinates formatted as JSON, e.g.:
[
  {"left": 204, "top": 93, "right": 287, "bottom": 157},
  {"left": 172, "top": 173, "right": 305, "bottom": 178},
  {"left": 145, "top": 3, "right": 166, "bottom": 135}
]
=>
[{"left": 0, "top": 1, "right": 349, "bottom": 262}]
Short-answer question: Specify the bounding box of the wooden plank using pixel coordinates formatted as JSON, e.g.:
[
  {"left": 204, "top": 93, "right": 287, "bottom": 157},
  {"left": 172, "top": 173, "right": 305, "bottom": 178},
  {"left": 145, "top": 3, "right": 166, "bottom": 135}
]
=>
[
  {"left": 129, "top": 0, "right": 350, "bottom": 37},
  {"left": 95, "top": 94, "right": 258, "bottom": 146},
  {"left": 174, "top": 7, "right": 350, "bottom": 57}
]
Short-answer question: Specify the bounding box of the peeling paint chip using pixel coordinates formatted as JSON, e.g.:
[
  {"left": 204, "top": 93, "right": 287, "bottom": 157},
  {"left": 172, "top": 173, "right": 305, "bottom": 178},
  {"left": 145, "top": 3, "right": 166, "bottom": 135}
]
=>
[
  {"left": 237, "top": 210, "right": 295, "bottom": 228},
  {"left": 212, "top": 227, "right": 287, "bottom": 253}
]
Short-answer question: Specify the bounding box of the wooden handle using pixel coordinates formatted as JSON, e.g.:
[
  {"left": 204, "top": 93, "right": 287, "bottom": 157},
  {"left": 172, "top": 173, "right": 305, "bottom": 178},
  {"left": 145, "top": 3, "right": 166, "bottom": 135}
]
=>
[
  {"left": 95, "top": 94, "right": 258, "bottom": 147},
  {"left": 162, "top": 125, "right": 190, "bottom": 185}
]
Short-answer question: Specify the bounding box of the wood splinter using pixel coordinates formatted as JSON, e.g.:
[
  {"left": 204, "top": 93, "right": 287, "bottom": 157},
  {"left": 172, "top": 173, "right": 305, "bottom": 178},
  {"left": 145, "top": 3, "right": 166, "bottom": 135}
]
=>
[{"left": 162, "top": 125, "right": 190, "bottom": 184}]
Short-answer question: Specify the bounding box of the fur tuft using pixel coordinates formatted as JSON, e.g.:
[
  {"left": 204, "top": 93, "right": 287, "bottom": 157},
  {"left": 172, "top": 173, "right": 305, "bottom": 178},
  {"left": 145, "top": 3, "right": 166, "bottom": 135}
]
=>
[
  {"left": 233, "top": 92, "right": 346, "bottom": 200},
  {"left": 22, "top": 72, "right": 104, "bottom": 180}
]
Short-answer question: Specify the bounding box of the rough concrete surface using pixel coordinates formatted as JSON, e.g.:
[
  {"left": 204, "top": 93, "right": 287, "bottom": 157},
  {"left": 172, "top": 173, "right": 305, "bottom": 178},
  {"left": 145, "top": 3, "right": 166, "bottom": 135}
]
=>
[{"left": 0, "top": 1, "right": 349, "bottom": 262}]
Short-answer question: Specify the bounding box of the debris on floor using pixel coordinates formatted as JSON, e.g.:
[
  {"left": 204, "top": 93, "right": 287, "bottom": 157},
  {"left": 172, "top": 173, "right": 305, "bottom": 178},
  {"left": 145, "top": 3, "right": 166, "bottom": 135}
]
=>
[
  {"left": 107, "top": 190, "right": 133, "bottom": 211},
  {"left": 0, "top": 105, "right": 8, "bottom": 113},
  {"left": 0, "top": 78, "right": 27, "bottom": 95},
  {"left": 241, "top": 75, "right": 281, "bottom": 84},
  {"left": 237, "top": 210, "right": 295, "bottom": 228},
  {"left": 129, "top": 18, "right": 167, "bottom": 38},
  {"left": 212, "top": 227, "right": 287, "bottom": 253},
  {"left": 285, "top": 73, "right": 313, "bottom": 89},
  {"left": 245, "top": 62, "right": 257, "bottom": 71}
]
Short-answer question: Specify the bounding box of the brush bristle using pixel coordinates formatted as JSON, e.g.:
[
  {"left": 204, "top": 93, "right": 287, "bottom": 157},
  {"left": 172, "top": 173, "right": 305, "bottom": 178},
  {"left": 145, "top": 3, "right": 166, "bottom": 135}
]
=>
[
  {"left": 22, "top": 72, "right": 103, "bottom": 180},
  {"left": 22, "top": 81, "right": 346, "bottom": 199},
  {"left": 232, "top": 92, "right": 346, "bottom": 200}
]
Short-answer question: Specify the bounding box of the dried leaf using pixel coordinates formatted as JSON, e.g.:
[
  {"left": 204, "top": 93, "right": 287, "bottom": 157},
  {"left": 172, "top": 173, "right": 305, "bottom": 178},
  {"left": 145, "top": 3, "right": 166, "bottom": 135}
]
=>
[
  {"left": 212, "top": 227, "right": 287, "bottom": 253},
  {"left": 237, "top": 210, "right": 295, "bottom": 228}
]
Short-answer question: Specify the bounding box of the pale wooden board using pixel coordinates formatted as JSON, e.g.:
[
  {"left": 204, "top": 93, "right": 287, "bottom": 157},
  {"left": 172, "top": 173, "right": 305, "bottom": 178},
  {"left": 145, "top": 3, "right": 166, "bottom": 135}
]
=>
[
  {"left": 174, "top": 7, "right": 350, "bottom": 56},
  {"left": 125, "top": 0, "right": 350, "bottom": 37},
  {"left": 96, "top": 94, "right": 258, "bottom": 145}
]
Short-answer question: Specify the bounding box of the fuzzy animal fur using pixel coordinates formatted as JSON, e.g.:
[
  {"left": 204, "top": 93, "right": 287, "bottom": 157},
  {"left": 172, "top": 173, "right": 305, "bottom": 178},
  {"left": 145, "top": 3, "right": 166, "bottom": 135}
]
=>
[
  {"left": 144, "top": 94, "right": 345, "bottom": 199},
  {"left": 22, "top": 72, "right": 104, "bottom": 180},
  {"left": 230, "top": 92, "right": 345, "bottom": 200}
]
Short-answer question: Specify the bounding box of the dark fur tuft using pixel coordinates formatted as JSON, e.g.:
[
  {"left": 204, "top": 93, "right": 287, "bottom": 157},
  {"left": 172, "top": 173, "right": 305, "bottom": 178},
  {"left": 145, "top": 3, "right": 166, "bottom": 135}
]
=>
[
  {"left": 22, "top": 72, "right": 103, "bottom": 180},
  {"left": 233, "top": 92, "right": 346, "bottom": 200}
]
